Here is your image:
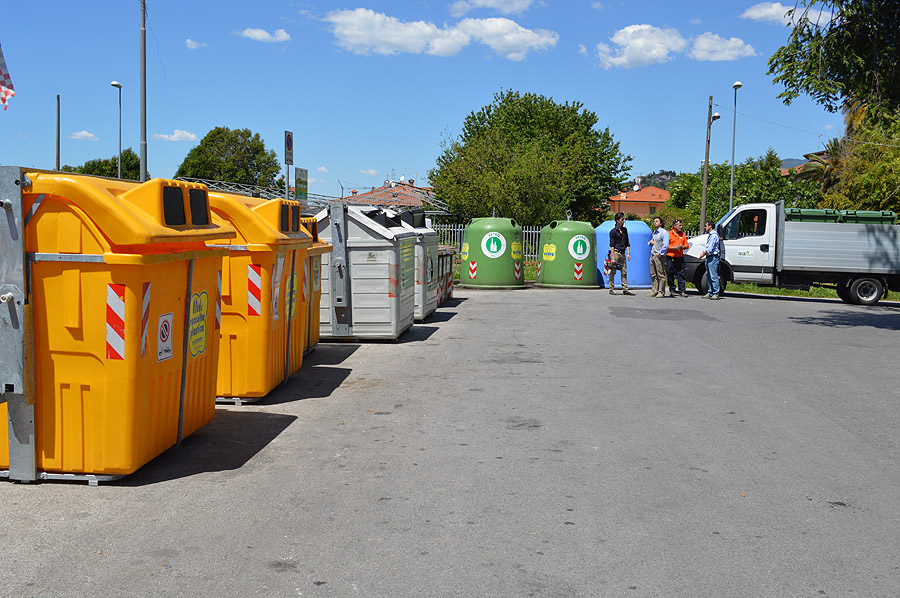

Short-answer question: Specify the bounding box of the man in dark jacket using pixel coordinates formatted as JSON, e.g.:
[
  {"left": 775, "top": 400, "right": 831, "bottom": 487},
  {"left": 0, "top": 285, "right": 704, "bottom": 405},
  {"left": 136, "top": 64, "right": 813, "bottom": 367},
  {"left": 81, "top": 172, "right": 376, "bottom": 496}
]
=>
[{"left": 608, "top": 212, "right": 633, "bottom": 295}]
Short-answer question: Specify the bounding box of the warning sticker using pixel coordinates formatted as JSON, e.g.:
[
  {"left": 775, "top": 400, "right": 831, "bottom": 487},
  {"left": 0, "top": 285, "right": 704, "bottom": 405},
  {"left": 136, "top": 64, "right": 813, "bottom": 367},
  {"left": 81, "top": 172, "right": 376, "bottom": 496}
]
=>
[
  {"left": 460, "top": 242, "right": 469, "bottom": 261},
  {"left": 157, "top": 312, "right": 174, "bottom": 362},
  {"left": 511, "top": 241, "right": 522, "bottom": 260},
  {"left": 481, "top": 232, "right": 506, "bottom": 259},
  {"left": 188, "top": 292, "right": 208, "bottom": 358}
]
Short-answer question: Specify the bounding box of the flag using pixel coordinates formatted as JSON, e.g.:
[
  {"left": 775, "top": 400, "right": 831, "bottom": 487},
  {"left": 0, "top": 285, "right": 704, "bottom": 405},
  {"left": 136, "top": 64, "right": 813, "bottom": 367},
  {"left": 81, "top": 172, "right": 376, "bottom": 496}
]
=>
[{"left": 0, "top": 43, "right": 15, "bottom": 110}]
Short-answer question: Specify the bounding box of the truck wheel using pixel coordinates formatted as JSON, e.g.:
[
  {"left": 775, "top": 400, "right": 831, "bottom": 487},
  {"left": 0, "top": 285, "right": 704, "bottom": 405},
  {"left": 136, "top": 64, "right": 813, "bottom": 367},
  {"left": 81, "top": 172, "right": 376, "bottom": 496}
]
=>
[
  {"left": 698, "top": 272, "right": 727, "bottom": 296},
  {"left": 849, "top": 277, "right": 884, "bottom": 306},
  {"left": 835, "top": 285, "right": 857, "bottom": 304}
]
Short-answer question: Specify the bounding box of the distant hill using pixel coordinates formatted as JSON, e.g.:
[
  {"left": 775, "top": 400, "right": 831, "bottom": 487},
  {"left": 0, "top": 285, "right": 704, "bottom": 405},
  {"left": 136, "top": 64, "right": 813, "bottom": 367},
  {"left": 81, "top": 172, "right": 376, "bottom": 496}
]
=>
[
  {"left": 781, "top": 158, "right": 805, "bottom": 169},
  {"left": 634, "top": 170, "right": 676, "bottom": 190}
]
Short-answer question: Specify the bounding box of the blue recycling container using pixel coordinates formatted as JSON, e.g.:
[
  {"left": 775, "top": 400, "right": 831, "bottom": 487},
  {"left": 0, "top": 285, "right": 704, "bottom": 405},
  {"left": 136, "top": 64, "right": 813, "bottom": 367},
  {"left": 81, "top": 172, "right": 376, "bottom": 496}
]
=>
[{"left": 595, "top": 220, "right": 651, "bottom": 289}]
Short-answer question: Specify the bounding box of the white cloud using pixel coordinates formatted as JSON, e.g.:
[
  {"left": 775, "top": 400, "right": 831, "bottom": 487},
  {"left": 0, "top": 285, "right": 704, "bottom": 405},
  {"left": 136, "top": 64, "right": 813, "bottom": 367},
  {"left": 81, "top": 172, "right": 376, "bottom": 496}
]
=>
[
  {"left": 592, "top": 2, "right": 603, "bottom": 9},
  {"left": 690, "top": 18, "right": 702, "bottom": 25},
  {"left": 577, "top": 44, "right": 588, "bottom": 56},
  {"left": 740, "top": 2, "right": 831, "bottom": 26},
  {"left": 239, "top": 28, "right": 291, "bottom": 43},
  {"left": 69, "top": 130, "right": 98, "bottom": 141},
  {"left": 309, "top": 177, "right": 325, "bottom": 184},
  {"left": 688, "top": 33, "right": 756, "bottom": 61},
  {"left": 457, "top": 18, "right": 557, "bottom": 61},
  {"left": 152, "top": 129, "right": 200, "bottom": 142},
  {"left": 325, "top": 9, "right": 555, "bottom": 60},
  {"left": 186, "top": 38, "right": 208, "bottom": 49},
  {"left": 823, "top": 124, "right": 834, "bottom": 130},
  {"left": 740, "top": 2, "right": 792, "bottom": 24},
  {"left": 317, "top": 166, "right": 328, "bottom": 173},
  {"left": 450, "top": 0, "right": 535, "bottom": 17},
  {"left": 595, "top": 24, "right": 686, "bottom": 69},
  {"left": 360, "top": 169, "right": 379, "bottom": 177}
]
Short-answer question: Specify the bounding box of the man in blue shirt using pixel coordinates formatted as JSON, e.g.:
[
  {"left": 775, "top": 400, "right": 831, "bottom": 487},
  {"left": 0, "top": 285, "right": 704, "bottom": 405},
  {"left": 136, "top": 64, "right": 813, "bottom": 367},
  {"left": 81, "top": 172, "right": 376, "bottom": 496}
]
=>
[
  {"left": 698, "top": 220, "right": 721, "bottom": 299},
  {"left": 648, "top": 216, "right": 669, "bottom": 297}
]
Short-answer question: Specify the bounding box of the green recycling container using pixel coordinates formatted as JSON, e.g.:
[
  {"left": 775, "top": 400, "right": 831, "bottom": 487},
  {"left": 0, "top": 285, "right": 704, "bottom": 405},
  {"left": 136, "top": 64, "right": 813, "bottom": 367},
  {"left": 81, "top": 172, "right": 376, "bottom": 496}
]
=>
[
  {"left": 839, "top": 210, "right": 897, "bottom": 224},
  {"left": 459, "top": 218, "right": 525, "bottom": 288},
  {"left": 785, "top": 208, "right": 841, "bottom": 222},
  {"left": 535, "top": 220, "right": 597, "bottom": 288}
]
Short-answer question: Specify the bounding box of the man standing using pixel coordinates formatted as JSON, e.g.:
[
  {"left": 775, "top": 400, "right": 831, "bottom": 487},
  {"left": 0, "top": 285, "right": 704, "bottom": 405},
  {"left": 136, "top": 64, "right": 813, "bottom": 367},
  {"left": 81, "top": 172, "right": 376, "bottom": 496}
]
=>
[
  {"left": 608, "top": 212, "right": 633, "bottom": 295},
  {"left": 698, "top": 220, "right": 721, "bottom": 300},
  {"left": 665, "top": 218, "right": 690, "bottom": 297},
  {"left": 648, "top": 216, "right": 669, "bottom": 297}
]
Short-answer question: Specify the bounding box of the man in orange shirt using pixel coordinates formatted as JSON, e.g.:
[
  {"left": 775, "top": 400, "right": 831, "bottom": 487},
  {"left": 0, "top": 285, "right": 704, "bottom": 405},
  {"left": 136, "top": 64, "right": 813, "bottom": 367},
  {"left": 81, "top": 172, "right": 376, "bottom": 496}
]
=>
[{"left": 665, "top": 218, "right": 690, "bottom": 297}]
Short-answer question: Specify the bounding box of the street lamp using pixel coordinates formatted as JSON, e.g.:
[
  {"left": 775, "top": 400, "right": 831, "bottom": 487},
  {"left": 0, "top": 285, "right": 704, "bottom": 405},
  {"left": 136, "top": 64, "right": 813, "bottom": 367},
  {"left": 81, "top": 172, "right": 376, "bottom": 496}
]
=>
[
  {"left": 729, "top": 80, "right": 742, "bottom": 210},
  {"left": 110, "top": 81, "right": 123, "bottom": 179},
  {"left": 700, "top": 94, "right": 720, "bottom": 230}
]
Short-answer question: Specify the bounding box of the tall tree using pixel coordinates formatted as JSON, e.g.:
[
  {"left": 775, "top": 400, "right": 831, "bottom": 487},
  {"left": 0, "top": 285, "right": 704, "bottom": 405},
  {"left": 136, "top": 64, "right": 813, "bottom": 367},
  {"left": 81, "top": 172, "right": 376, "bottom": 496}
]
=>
[
  {"left": 822, "top": 113, "right": 900, "bottom": 212},
  {"left": 795, "top": 138, "right": 844, "bottom": 192},
  {"left": 175, "top": 126, "right": 280, "bottom": 186},
  {"left": 429, "top": 90, "right": 631, "bottom": 225},
  {"left": 767, "top": 0, "right": 900, "bottom": 120},
  {"left": 61, "top": 148, "right": 142, "bottom": 180}
]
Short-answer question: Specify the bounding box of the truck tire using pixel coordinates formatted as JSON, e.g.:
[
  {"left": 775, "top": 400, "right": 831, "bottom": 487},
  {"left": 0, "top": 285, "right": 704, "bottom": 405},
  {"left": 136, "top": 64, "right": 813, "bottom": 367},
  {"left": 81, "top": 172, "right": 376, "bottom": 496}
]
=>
[
  {"left": 849, "top": 277, "right": 884, "bottom": 306},
  {"left": 698, "top": 272, "right": 727, "bottom": 297},
  {"left": 835, "top": 285, "right": 857, "bottom": 305}
]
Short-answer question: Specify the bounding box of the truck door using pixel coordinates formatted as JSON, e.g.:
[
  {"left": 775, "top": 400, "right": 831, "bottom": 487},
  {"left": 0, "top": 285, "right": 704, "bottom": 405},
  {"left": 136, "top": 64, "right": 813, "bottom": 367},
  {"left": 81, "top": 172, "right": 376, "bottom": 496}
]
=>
[{"left": 720, "top": 205, "right": 775, "bottom": 283}]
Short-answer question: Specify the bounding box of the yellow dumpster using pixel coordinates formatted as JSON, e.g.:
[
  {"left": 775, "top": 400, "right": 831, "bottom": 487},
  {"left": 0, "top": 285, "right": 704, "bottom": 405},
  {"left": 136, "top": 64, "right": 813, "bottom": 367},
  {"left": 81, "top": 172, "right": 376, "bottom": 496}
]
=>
[
  {"left": 298, "top": 216, "right": 331, "bottom": 355},
  {"left": 207, "top": 193, "right": 313, "bottom": 402},
  {"left": 0, "top": 168, "right": 232, "bottom": 481}
]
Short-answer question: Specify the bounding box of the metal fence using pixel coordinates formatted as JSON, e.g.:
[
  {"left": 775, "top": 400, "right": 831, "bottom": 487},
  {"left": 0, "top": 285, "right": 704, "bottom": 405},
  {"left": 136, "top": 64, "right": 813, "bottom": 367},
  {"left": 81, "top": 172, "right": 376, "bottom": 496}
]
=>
[{"left": 432, "top": 224, "right": 543, "bottom": 260}]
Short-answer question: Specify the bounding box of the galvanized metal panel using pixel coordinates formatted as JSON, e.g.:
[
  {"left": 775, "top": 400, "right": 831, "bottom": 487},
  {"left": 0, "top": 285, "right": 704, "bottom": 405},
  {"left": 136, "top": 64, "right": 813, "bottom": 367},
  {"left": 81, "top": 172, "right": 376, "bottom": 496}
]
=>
[
  {"left": 781, "top": 221, "right": 900, "bottom": 273},
  {"left": 0, "top": 166, "right": 37, "bottom": 481}
]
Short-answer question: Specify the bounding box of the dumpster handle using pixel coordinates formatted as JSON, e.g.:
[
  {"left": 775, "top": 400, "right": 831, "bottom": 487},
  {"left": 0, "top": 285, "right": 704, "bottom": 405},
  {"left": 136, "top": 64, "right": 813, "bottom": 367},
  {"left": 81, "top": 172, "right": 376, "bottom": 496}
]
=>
[
  {"left": 176, "top": 258, "right": 194, "bottom": 446},
  {"left": 23, "top": 194, "right": 46, "bottom": 229}
]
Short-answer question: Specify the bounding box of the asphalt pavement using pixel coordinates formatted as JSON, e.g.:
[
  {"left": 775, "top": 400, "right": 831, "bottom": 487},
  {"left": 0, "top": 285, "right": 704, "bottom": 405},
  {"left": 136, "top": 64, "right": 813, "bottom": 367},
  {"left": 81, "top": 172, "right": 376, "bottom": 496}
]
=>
[{"left": 3, "top": 287, "right": 900, "bottom": 598}]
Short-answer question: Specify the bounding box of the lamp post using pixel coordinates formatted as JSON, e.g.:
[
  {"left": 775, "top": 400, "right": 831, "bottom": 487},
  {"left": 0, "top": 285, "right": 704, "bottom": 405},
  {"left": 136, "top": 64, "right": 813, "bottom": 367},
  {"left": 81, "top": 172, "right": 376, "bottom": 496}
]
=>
[
  {"left": 110, "top": 81, "right": 123, "bottom": 179},
  {"left": 700, "top": 95, "right": 720, "bottom": 230},
  {"left": 729, "top": 80, "right": 742, "bottom": 210}
]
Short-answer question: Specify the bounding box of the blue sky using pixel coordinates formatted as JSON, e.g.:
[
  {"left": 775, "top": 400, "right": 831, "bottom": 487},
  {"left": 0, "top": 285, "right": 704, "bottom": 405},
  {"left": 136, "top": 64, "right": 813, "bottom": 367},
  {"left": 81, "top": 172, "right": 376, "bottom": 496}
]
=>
[{"left": 0, "top": 1, "right": 843, "bottom": 198}]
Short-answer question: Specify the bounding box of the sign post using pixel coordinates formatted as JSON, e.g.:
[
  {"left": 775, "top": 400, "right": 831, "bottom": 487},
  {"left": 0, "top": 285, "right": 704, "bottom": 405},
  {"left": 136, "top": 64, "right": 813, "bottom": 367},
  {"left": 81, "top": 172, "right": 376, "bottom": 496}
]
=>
[
  {"left": 295, "top": 167, "right": 308, "bottom": 209},
  {"left": 284, "top": 130, "right": 293, "bottom": 201}
]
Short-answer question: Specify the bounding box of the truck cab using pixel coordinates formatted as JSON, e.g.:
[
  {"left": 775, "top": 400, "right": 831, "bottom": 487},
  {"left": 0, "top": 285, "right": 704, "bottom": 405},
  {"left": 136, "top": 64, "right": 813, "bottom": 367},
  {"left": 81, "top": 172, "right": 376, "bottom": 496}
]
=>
[{"left": 684, "top": 203, "right": 778, "bottom": 294}]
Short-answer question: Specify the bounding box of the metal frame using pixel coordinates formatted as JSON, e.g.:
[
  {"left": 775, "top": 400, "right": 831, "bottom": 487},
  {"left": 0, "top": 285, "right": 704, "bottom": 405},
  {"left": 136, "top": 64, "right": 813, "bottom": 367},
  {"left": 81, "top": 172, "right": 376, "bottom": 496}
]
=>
[{"left": 328, "top": 201, "right": 352, "bottom": 337}]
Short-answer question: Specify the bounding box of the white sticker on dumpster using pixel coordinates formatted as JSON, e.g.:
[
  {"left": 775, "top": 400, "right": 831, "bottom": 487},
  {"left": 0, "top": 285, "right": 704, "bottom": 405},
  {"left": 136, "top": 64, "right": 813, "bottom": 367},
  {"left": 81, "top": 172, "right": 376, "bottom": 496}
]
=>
[
  {"left": 157, "top": 312, "right": 174, "bottom": 362},
  {"left": 481, "top": 232, "right": 506, "bottom": 258},
  {"left": 568, "top": 235, "right": 591, "bottom": 260}
]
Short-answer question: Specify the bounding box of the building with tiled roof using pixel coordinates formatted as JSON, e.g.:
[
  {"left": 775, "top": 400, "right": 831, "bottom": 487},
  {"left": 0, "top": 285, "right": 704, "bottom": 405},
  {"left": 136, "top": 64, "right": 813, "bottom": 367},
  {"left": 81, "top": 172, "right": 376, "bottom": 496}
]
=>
[
  {"left": 608, "top": 184, "right": 670, "bottom": 217},
  {"left": 343, "top": 179, "right": 435, "bottom": 209}
]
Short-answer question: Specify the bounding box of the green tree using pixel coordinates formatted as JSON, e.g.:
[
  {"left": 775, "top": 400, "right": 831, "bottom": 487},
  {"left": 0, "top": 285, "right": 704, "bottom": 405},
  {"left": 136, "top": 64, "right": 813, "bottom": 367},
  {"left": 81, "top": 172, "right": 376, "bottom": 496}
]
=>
[
  {"left": 795, "top": 138, "right": 844, "bottom": 192},
  {"left": 669, "top": 150, "right": 823, "bottom": 229},
  {"left": 822, "top": 112, "right": 900, "bottom": 212},
  {"left": 767, "top": 0, "right": 900, "bottom": 120},
  {"left": 61, "top": 148, "right": 142, "bottom": 180},
  {"left": 429, "top": 90, "right": 631, "bottom": 225},
  {"left": 175, "top": 126, "right": 280, "bottom": 185}
]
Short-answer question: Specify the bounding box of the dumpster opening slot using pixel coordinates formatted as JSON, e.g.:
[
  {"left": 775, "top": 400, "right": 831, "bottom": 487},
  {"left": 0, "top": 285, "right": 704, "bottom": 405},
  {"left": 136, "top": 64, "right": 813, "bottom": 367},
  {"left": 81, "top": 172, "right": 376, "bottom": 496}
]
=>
[
  {"left": 281, "top": 204, "right": 290, "bottom": 232},
  {"left": 188, "top": 189, "right": 209, "bottom": 225},
  {"left": 163, "top": 186, "right": 187, "bottom": 226}
]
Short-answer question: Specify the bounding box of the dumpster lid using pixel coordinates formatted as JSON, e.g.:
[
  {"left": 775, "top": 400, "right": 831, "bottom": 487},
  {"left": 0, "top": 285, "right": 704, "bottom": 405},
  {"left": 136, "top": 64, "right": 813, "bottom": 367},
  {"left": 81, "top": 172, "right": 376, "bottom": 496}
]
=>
[
  {"left": 25, "top": 171, "right": 235, "bottom": 248},
  {"left": 316, "top": 204, "right": 417, "bottom": 241},
  {"left": 208, "top": 191, "right": 312, "bottom": 249}
]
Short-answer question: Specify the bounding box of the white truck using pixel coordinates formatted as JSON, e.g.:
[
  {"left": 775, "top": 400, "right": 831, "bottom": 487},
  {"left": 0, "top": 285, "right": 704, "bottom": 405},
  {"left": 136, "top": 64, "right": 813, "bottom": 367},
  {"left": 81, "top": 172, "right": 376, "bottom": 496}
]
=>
[{"left": 683, "top": 201, "right": 900, "bottom": 305}]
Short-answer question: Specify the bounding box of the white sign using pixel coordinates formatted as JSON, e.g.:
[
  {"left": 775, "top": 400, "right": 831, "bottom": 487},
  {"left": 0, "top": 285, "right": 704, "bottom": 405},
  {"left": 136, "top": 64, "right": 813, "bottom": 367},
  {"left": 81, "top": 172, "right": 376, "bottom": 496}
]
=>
[
  {"left": 568, "top": 234, "right": 591, "bottom": 260},
  {"left": 481, "top": 232, "right": 506, "bottom": 259},
  {"left": 157, "top": 312, "right": 174, "bottom": 362}
]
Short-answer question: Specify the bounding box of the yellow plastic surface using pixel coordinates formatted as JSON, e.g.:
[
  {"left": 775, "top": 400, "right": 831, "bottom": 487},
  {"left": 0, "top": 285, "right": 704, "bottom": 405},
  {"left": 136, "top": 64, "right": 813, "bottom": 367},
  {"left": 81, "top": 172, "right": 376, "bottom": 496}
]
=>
[
  {"left": 0, "top": 173, "right": 228, "bottom": 475},
  {"left": 208, "top": 194, "right": 314, "bottom": 398},
  {"left": 299, "top": 217, "right": 331, "bottom": 354}
]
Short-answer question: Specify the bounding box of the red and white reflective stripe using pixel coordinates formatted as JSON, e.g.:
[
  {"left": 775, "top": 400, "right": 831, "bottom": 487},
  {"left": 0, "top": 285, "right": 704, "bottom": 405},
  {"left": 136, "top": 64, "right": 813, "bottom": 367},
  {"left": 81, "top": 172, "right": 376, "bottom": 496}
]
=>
[
  {"left": 514, "top": 262, "right": 521, "bottom": 280},
  {"left": 215, "top": 270, "right": 222, "bottom": 330},
  {"left": 574, "top": 262, "right": 583, "bottom": 280},
  {"left": 140, "top": 282, "right": 150, "bottom": 357},
  {"left": 106, "top": 283, "right": 126, "bottom": 360},
  {"left": 302, "top": 260, "right": 308, "bottom": 301},
  {"left": 468, "top": 261, "right": 477, "bottom": 279},
  {"left": 536, "top": 262, "right": 542, "bottom": 278},
  {"left": 248, "top": 264, "right": 262, "bottom": 316}
]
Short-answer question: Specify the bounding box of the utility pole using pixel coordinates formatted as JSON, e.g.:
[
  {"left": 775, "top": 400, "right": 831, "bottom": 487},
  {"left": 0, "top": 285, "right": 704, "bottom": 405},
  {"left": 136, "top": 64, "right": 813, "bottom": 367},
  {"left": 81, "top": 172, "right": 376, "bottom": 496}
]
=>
[{"left": 139, "top": 0, "right": 148, "bottom": 182}]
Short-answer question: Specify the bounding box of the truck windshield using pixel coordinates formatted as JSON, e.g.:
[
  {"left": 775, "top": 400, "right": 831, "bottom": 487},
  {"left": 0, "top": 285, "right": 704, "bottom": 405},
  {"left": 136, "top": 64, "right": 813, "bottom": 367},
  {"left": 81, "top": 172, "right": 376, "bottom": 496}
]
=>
[{"left": 715, "top": 210, "right": 734, "bottom": 230}]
